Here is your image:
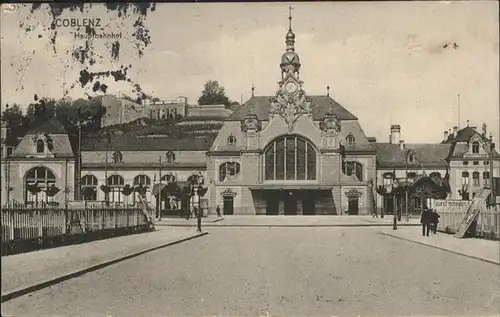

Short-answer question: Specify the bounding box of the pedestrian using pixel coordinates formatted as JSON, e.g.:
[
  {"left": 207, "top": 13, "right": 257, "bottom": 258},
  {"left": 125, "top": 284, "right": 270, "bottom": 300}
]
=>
[
  {"left": 216, "top": 205, "right": 222, "bottom": 218},
  {"left": 432, "top": 210, "right": 440, "bottom": 234},
  {"left": 420, "top": 208, "right": 431, "bottom": 237},
  {"left": 372, "top": 209, "right": 378, "bottom": 218}
]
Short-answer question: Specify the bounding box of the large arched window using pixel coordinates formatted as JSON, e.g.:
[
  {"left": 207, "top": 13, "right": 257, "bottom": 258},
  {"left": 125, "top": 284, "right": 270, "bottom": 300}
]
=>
[
  {"left": 264, "top": 135, "right": 316, "bottom": 180},
  {"left": 25, "top": 166, "right": 56, "bottom": 203},
  {"left": 107, "top": 174, "right": 124, "bottom": 203},
  {"left": 219, "top": 162, "right": 241, "bottom": 181},
  {"left": 81, "top": 174, "right": 98, "bottom": 201}
]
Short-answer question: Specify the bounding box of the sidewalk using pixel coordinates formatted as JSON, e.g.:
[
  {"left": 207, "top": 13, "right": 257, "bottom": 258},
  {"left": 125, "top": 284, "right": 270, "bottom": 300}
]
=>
[
  {"left": 381, "top": 226, "right": 500, "bottom": 265},
  {"left": 1, "top": 227, "right": 208, "bottom": 302},
  {"left": 156, "top": 215, "right": 421, "bottom": 227}
]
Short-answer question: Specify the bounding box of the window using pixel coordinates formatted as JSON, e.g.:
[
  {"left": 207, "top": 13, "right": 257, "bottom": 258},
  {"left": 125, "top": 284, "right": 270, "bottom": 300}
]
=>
[
  {"left": 81, "top": 175, "right": 98, "bottom": 201},
  {"left": 414, "top": 198, "right": 422, "bottom": 209},
  {"left": 383, "top": 173, "right": 394, "bottom": 186},
  {"left": 166, "top": 151, "right": 176, "bottom": 164},
  {"left": 342, "top": 161, "right": 363, "bottom": 181},
  {"left": 133, "top": 174, "right": 151, "bottom": 204},
  {"left": 472, "top": 141, "right": 480, "bottom": 154},
  {"left": 463, "top": 161, "right": 469, "bottom": 165},
  {"left": 228, "top": 135, "right": 236, "bottom": 146},
  {"left": 462, "top": 171, "right": 469, "bottom": 185},
  {"left": 107, "top": 174, "right": 124, "bottom": 203},
  {"left": 484, "top": 161, "right": 490, "bottom": 165},
  {"left": 483, "top": 172, "right": 490, "bottom": 186},
  {"left": 7, "top": 147, "right": 13, "bottom": 156},
  {"left": 36, "top": 139, "right": 45, "bottom": 153},
  {"left": 264, "top": 135, "right": 316, "bottom": 180},
  {"left": 161, "top": 174, "right": 176, "bottom": 182},
  {"left": 112, "top": 151, "right": 123, "bottom": 163},
  {"left": 472, "top": 172, "right": 480, "bottom": 186},
  {"left": 345, "top": 134, "right": 355, "bottom": 145},
  {"left": 473, "top": 161, "right": 479, "bottom": 165},
  {"left": 219, "top": 162, "right": 241, "bottom": 181},
  {"left": 408, "top": 154, "right": 415, "bottom": 163},
  {"left": 25, "top": 166, "right": 56, "bottom": 203}
]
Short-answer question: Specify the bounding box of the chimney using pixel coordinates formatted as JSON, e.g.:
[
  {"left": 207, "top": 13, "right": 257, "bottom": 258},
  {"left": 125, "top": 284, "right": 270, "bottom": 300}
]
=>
[
  {"left": 399, "top": 140, "right": 405, "bottom": 150},
  {"left": 390, "top": 125, "right": 401, "bottom": 144},
  {"left": 443, "top": 130, "right": 448, "bottom": 141},
  {"left": 453, "top": 126, "right": 458, "bottom": 136}
]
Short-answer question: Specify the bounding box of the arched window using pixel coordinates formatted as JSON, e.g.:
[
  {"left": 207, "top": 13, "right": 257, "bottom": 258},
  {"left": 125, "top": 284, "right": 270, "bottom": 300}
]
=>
[
  {"left": 345, "top": 134, "right": 355, "bottom": 145},
  {"left": 461, "top": 171, "right": 469, "bottom": 185},
  {"left": 161, "top": 174, "right": 176, "bottom": 183},
  {"left": 36, "top": 139, "right": 45, "bottom": 153},
  {"left": 472, "top": 141, "right": 480, "bottom": 154},
  {"left": 219, "top": 162, "right": 241, "bottom": 182},
  {"left": 406, "top": 150, "right": 416, "bottom": 163},
  {"left": 133, "top": 174, "right": 151, "bottom": 204},
  {"left": 166, "top": 151, "right": 176, "bottom": 164},
  {"left": 107, "top": 174, "right": 124, "bottom": 203},
  {"left": 112, "top": 151, "right": 123, "bottom": 163},
  {"left": 264, "top": 135, "right": 316, "bottom": 180},
  {"left": 25, "top": 166, "right": 56, "bottom": 203},
  {"left": 228, "top": 135, "right": 237, "bottom": 146},
  {"left": 472, "top": 171, "right": 480, "bottom": 186},
  {"left": 483, "top": 171, "right": 490, "bottom": 186},
  {"left": 81, "top": 174, "right": 98, "bottom": 201}
]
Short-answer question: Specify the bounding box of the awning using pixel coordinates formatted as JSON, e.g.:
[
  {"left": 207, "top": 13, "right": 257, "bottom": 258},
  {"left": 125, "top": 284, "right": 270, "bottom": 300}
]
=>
[{"left": 248, "top": 184, "right": 333, "bottom": 190}]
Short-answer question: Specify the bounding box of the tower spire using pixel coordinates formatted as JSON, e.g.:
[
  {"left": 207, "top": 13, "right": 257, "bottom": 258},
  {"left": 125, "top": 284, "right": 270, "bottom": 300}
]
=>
[{"left": 288, "top": 4, "right": 292, "bottom": 31}]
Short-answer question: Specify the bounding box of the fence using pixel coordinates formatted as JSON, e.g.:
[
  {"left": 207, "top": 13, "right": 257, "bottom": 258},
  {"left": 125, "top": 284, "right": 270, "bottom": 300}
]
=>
[
  {"left": 1, "top": 206, "right": 151, "bottom": 245},
  {"left": 435, "top": 199, "right": 499, "bottom": 239}
]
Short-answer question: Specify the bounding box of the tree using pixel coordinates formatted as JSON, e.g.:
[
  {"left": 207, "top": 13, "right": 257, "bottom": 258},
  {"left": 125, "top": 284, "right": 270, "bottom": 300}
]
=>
[
  {"left": 198, "top": 80, "right": 231, "bottom": 108},
  {"left": 26, "top": 98, "right": 57, "bottom": 129},
  {"left": 1, "top": 104, "right": 24, "bottom": 135}
]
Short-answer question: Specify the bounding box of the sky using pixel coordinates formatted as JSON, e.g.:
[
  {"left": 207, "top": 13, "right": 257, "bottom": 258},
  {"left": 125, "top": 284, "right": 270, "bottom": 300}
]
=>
[{"left": 1, "top": 1, "right": 499, "bottom": 143}]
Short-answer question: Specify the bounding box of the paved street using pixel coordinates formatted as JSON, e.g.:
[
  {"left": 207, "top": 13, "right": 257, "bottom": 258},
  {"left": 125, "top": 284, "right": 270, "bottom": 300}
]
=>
[{"left": 3, "top": 227, "right": 499, "bottom": 316}]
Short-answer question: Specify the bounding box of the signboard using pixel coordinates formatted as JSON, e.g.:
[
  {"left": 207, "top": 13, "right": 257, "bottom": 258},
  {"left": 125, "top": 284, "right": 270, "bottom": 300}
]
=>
[
  {"left": 454, "top": 188, "right": 491, "bottom": 239},
  {"left": 435, "top": 200, "right": 471, "bottom": 214}
]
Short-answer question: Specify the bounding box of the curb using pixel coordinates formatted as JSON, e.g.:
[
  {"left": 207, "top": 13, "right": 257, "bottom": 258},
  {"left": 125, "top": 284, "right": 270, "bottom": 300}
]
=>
[
  {"left": 1, "top": 232, "right": 209, "bottom": 303},
  {"left": 380, "top": 232, "right": 500, "bottom": 266},
  {"left": 156, "top": 223, "right": 421, "bottom": 228}
]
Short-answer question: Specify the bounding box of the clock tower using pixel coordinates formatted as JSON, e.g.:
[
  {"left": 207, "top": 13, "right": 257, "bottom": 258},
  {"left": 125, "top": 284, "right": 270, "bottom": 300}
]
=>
[{"left": 270, "top": 6, "right": 312, "bottom": 132}]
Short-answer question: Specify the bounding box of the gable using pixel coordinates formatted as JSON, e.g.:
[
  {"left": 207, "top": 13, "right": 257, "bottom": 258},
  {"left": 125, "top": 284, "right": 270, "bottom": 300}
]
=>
[{"left": 227, "top": 95, "right": 358, "bottom": 121}]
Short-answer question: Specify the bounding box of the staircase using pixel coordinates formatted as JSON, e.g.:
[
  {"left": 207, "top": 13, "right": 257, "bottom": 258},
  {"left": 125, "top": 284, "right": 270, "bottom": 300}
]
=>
[{"left": 454, "top": 188, "right": 491, "bottom": 238}]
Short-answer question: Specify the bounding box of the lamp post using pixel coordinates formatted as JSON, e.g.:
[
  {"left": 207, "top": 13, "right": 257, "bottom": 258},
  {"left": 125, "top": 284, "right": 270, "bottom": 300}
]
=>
[{"left": 393, "top": 178, "right": 398, "bottom": 230}]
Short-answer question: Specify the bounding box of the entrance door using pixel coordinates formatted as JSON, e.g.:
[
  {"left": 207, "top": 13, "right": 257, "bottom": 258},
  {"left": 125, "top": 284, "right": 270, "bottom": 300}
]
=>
[
  {"left": 302, "top": 195, "right": 315, "bottom": 215},
  {"left": 347, "top": 197, "right": 359, "bottom": 215},
  {"left": 266, "top": 192, "right": 279, "bottom": 215},
  {"left": 223, "top": 197, "right": 234, "bottom": 215},
  {"left": 284, "top": 192, "right": 297, "bottom": 215}
]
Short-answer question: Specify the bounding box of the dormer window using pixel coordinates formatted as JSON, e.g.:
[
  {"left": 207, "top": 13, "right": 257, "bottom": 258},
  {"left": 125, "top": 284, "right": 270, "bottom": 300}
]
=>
[
  {"left": 166, "top": 151, "right": 176, "bottom": 164},
  {"left": 345, "top": 134, "right": 355, "bottom": 145},
  {"left": 472, "top": 141, "right": 480, "bottom": 154},
  {"left": 228, "top": 135, "right": 236, "bottom": 146},
  {"left": 408, "top": 154, "right": 415, "bottom": 162},
  {"left": 112, "top": 151, "right": 123, "bottom": 163},
  {"left": 36, "top": 139, "right": 45, "bottom": 153}
]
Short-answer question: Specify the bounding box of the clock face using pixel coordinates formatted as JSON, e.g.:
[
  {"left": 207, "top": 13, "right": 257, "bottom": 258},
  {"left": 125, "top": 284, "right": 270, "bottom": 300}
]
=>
[{"left": 285, "top": 82, "right": 297, "bottom": 93}]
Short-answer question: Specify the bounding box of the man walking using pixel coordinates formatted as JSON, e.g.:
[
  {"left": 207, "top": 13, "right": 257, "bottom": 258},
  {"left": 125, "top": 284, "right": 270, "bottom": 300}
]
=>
[
  {"left": 216, "top": 205, "right": 222, "bottom": 218},
  {"left": 420, "top": 208, "right": 431, "bottom": 237}
]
